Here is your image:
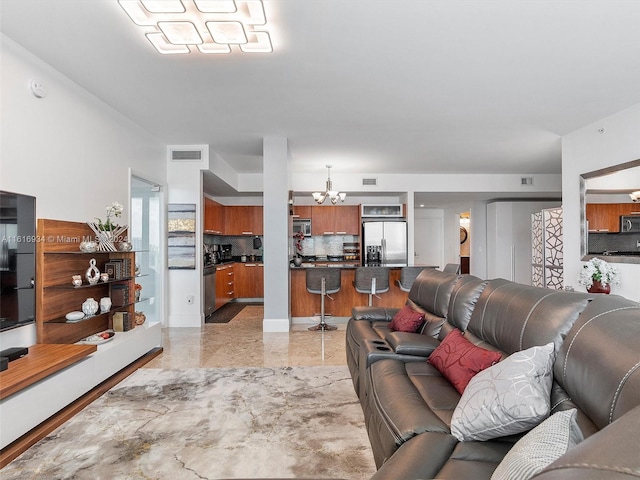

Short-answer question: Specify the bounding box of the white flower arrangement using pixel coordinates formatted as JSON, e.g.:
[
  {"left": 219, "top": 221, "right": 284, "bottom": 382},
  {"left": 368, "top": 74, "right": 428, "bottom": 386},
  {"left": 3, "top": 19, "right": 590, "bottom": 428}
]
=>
[
  {"left": 577, "top": 257, "right": 620, "bottom": 289},
  {"left": 95, "top": 201, "right": 124, "bottom": 232}
]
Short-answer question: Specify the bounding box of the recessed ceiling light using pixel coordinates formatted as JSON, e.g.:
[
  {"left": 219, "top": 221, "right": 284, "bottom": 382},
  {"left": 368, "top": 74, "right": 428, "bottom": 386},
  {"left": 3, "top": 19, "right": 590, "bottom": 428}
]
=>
[{"left": 118, "top": 0, "right": 273, "bottom": 55}]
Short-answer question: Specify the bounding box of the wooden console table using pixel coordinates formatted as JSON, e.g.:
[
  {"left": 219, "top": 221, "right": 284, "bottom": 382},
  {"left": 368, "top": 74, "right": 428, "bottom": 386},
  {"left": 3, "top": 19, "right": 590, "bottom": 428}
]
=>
[{"left": 0, "top": 344, "right": 96, "bottom": 400}]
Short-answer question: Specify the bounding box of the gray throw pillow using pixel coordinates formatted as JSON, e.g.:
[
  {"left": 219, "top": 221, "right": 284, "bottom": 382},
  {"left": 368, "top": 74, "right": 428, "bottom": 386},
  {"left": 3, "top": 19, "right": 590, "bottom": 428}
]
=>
[
  {"left": 450, "top": 343, "right": 555, "bottom": 442},
  {"left": 491, "top": 409, "right": 584, "bottom": 480}
]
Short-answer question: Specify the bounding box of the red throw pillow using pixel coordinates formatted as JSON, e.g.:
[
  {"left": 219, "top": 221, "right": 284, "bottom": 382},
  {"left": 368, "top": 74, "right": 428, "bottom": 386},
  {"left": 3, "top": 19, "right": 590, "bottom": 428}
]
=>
[
  {"left": 428, "top": 329, "right": 502, "bottom": 394},
  {"left": 388, "top": 305, "right": 425, "bottom": 333}
]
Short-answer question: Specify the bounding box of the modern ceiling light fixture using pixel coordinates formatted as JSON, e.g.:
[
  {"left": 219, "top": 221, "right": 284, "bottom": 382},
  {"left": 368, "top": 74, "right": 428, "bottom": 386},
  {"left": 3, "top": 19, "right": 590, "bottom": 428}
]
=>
[
  {"left": 312, "top": 165, "right": 347, "bottom": 205},
  {"left": 118, "top": 0, "right": 272, "bottom": 55}
]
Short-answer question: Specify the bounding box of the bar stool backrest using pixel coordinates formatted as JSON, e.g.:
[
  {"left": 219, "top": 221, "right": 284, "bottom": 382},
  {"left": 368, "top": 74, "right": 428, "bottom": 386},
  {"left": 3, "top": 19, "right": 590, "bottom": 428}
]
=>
[{"left": 306, "top": 267, "right": 341, "bottom": 295}]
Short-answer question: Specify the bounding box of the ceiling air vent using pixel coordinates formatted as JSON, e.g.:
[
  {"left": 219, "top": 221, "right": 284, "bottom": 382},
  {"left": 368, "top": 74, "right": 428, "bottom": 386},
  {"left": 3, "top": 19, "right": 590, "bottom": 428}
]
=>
[
  {"left": 362, "top": 177, "right": 378, "bottom": 186},
  {"left": 521, "top": 177, "right": 534, "bottom": 186},
  {"left": 171, "top": 149, "right": 203, "bottom": 161}
]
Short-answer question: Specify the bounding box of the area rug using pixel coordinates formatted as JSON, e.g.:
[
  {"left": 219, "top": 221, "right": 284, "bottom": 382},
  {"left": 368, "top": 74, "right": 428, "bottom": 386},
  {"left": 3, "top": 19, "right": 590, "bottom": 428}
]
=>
[
  {"left": 3, "top": 366, "right": 376, "bottom": 480},
  {"left": 206, "top": 302, "right": 263, "bottom": 323}
]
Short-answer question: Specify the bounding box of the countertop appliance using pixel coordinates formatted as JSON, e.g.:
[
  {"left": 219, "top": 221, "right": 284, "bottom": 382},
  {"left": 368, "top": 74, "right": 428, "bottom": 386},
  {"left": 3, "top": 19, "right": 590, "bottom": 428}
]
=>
[
  {"left": 620, "top": 215, "right": 640, "bottom": 232},
  {"left": 292, "top": 218, "right": 312, "bottom": 237},
  {"left": 362, "top": 219, "right": 407, "bottom": 266},
  {"left": 219, "top": 244, "right": 233, "bottom": 261}
]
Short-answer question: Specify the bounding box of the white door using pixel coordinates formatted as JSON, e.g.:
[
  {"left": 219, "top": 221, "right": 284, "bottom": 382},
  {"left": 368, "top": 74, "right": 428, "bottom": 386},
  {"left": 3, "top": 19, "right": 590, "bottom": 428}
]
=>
[{"left": 414, "top": 217, "right": 443, "bottom": 268}]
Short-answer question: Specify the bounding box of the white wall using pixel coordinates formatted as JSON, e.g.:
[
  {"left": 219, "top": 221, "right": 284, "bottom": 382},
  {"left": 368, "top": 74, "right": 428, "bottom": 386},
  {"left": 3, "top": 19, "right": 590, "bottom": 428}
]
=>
[
  {"left": 562, "top": 103, "right": 640, "bottom": 300},
  {"left": 0, "top": 35, "right": 166, "bottom": 347},
  {"left": 165, "top": 146, "right": 210, "bottom": 327}
]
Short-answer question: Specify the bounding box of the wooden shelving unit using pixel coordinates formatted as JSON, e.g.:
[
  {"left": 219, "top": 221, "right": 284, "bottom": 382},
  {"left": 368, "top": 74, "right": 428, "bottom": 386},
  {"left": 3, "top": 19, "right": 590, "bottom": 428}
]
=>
[{"left": 36, "top": 219, "right": 137, "bottom": 344}]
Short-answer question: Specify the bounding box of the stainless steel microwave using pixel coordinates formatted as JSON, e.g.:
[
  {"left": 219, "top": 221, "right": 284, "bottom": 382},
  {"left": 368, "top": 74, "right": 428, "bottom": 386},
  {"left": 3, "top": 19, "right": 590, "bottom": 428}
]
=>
[
  {"left": 292, "top": 218, "right": 312, "bottom": 236},
  {"left": 620, "top": 215, "right": 640, "bottom": 232}
]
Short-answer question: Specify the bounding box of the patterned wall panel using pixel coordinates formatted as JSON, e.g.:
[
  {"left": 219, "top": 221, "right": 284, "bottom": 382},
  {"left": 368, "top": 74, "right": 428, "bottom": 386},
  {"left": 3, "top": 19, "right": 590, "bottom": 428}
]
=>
[{"left": 531, "top": 208, "right": 563, "bottom": 290}]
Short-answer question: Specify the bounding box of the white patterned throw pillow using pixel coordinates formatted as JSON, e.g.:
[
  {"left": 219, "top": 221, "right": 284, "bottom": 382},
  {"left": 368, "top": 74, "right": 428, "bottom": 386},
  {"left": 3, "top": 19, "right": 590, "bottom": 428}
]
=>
[
  {"left": 450, "top": 343, "right": 555, "bottom": 442},
  {"left": 491, "top": 409, "right": 584, "bottom": 480}
]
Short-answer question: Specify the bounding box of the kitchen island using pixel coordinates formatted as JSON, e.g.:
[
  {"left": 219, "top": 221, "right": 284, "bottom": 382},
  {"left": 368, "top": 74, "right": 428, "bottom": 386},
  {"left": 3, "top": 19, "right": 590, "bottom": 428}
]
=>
[{"left": 290, "top": 264, "right": 437, "bottom": 317}]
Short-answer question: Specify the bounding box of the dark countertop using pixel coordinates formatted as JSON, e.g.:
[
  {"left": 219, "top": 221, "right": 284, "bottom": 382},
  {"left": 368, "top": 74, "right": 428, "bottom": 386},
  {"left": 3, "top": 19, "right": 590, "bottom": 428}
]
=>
[{"left": 290, "top": 263, "right": 438, "bottom": 270}]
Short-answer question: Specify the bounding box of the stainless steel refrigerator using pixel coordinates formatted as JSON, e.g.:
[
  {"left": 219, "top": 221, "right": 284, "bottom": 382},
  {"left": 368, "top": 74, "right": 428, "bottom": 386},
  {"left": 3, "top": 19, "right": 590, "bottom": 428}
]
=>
[{"left": 362, "top": 220, "right": 408, "bottom": 266}]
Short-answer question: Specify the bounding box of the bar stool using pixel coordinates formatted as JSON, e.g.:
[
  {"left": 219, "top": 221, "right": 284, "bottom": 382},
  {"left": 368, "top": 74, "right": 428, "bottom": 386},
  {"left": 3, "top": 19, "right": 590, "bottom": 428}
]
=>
[
  {"left": 397, "top": 266, "right": 426, "bottom": 292},
  {"left": 354, "top": 266, "right": 390, "bottom": 306},
  {"left": 443, "top": 263, "right": 461, "bottom": 274},
  {"left": 306, "top": 267, "right": 341, "bottom": 331}
]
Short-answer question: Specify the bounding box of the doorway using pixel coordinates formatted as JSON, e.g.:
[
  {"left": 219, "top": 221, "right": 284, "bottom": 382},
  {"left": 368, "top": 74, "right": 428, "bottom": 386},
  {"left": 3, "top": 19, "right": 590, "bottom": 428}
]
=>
[
  {"left": 130, "top": 175, "right": 164, "bottom": 325},
  {"left": 459, "top": 213, "right": 470, "bottom": 274}
]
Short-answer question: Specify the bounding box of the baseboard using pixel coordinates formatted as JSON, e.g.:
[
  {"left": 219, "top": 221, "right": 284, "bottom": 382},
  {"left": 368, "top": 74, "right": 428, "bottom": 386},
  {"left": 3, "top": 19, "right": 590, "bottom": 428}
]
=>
[{"left": 262, "top": 317, "right": 290, "bottom": 332}]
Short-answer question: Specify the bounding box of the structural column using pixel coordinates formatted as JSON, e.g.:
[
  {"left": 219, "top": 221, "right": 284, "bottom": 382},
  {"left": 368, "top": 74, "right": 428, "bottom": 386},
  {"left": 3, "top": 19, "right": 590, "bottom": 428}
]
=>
[{"left": 262, "top": 136, "right": 291, "bottom": 332}]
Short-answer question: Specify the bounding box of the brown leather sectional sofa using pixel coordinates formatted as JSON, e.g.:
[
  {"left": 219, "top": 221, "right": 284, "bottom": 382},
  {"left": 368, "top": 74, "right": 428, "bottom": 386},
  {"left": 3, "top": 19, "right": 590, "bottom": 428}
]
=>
[{"left": 346, "top": 268, "right": 640, "bottom": 479}]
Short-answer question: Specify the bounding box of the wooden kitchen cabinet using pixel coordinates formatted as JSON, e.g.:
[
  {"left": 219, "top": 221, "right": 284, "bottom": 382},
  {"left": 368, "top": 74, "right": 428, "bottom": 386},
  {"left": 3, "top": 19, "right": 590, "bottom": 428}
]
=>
[
  {"left": 224, "top": 206, "right": 263, "bottom": 235},
  {"left": 234, "top": 263, "right": 264, "bottom": 298},
  {"left": 586, "top": 203, "right": 640, "bottom": 232},
  {"left": 215, "top": 264, "right": 235, "bottom": 309},
  {"left": 203, "top": 197, "right": 224, "bottom": 234},
  {"left": 311, "top": 205, "right": 360, "bottom": 235},
  {"left": 291, "top": 205, "right": 312, "bottom": 219}
]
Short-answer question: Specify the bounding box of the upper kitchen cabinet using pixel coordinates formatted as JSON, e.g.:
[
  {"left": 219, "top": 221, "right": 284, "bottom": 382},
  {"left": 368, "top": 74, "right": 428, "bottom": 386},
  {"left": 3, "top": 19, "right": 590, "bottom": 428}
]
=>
[
  {"left": 224, "top": 206, "right": 263, "bottom": 235},
  {"left": 291, "top": 205, "right": 312, "bottom": 219},
  {"left": 203, "top": 197, "right": 225, "bottom": 234},
  {"left": 311, "top": 205, "right": 360, "bottom": 235},
  {"left": 585, "top": 203, "right": 640, "bottom": 232}
]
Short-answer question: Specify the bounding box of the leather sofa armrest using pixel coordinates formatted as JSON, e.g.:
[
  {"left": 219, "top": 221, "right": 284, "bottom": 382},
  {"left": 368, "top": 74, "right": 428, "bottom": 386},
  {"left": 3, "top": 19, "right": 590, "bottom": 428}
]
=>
[
  {"left": 351, "top": 306, "right": 399, "bottom": 322},
  {"left": 385, "top": 332, "right": 440, "bottom": 357},
  {"left": 531, "top": 404, "right": 640, "bottom": 480}
]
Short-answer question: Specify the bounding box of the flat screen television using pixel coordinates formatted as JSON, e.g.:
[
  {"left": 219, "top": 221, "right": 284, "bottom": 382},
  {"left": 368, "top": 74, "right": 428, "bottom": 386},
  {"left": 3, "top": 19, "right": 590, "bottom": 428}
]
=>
[{"left": 0, "top": 191, "right": 36, "bottom": 331}]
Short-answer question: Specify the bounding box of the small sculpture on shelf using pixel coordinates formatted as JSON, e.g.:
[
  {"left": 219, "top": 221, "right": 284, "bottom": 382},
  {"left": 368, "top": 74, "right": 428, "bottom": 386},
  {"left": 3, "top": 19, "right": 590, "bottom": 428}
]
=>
[
  {"left": 100, "top": 273, "right": 109, "bottom": 283},
  {"left": 85, "top": 258, "right": 100, "bottom": 285},
  {"left": 134, "top": 283, "right": 142, "bottom": 302},
  {"left": 71, "top": 275, "right": 82, "bottom": 287}
]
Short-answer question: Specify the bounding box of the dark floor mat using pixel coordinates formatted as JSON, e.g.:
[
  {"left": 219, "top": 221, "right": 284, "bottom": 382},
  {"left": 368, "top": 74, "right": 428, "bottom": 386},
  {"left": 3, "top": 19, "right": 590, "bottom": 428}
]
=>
[{"left": 206, "top": 302, "right": 263, "bottom": 323}]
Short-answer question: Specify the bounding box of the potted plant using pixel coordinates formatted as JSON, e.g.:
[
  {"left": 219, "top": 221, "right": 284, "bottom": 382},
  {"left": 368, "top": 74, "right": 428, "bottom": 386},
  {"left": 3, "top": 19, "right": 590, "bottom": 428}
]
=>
[
  {"left": 87, "top": 201, "right": 127, "bottom": 252},
  {"left": 577, "top": 257, "right": 620, "bottom": 294},
  {"left": 293, "top": 230, "right": 305, "bottom": 266}
]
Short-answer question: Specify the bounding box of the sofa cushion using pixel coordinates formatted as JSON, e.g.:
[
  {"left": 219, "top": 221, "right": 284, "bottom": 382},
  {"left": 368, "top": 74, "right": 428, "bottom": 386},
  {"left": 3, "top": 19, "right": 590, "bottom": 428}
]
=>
[
  {"left": 491, "top": 409, "right": 583, "bottom": 480},
  {"left": 428, "top": 329, "right": 502, "bottom": 394},
  {"left": 451, "top": 343, "right": 555, "bottom": 441},
  {"left": 388, "top": 304, "right": 425, "bottom": 332}
]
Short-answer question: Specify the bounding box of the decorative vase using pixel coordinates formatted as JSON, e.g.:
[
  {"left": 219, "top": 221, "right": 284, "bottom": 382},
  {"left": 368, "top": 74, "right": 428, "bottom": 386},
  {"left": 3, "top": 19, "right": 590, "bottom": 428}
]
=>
[
  {"left": 85, "top": 258, "right": 101, "bottom": 285},
  {"left": 588, "top": 280, "right": 610, "bottom": 294},
  {"left": 82, "top": 297, "right": 99, "bottom": 316},
  {"left": 293, "top": 256, "right": 302, "bottom": 267},
  {"left": 72, "top": 275, "right": 82, "bottom": 287},
  {"left": 118, "top": 241, "right": 132, "bottom": 252},
  {"left": 79, "top": 240, "right": 98, "bottom": 253},
  {"left": 135, "top": 311, "right": 146, "bottom": 326},
  {"left": 99, "top": 297, "right": 112, "bottom": 313}
]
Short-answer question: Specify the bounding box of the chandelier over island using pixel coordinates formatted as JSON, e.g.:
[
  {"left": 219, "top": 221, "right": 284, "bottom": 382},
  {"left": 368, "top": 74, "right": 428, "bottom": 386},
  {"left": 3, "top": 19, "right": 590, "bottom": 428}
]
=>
[{"left": 312, "top": 165, "right": 346, "bottom": 205}]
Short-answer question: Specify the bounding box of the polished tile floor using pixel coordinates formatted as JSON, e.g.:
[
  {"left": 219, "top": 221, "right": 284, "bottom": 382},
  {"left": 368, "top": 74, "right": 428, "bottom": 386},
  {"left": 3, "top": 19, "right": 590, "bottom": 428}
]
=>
[{"left": 143, "top": 305, "right": 349, "bottom": 369}]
